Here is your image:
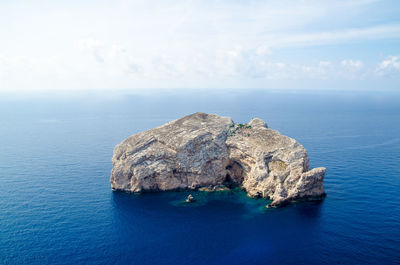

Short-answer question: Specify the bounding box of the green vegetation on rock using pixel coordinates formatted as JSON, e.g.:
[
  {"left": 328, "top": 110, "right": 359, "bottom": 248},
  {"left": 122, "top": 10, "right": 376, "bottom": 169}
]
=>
[{"left": 228, "top": 123, "right": 252, "bottom": 137}]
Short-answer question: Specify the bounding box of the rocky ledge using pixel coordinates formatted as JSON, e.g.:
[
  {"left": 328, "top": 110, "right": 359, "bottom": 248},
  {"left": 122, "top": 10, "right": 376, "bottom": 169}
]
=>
[{"left": 110, "top": 112, "right": 326, "bottom": 207}]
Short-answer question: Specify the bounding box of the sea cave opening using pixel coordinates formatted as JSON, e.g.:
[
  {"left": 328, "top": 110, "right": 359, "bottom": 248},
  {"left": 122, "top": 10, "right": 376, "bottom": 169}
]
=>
[
  {"left": 224, "top": 161, "right": 244, "bottom": 187},
  {"left": 223, "top": 173, "right": 234, "bottom": 188}
]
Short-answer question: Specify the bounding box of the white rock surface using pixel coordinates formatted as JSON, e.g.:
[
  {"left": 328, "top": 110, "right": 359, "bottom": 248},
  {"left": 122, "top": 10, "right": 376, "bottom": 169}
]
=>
[{"left": 110, "top": 112, "right": 326, "bottom": 207}]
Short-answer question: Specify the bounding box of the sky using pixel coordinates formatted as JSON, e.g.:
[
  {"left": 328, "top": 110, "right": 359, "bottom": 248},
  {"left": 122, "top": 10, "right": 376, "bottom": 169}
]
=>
[{"left": 0, "top": 0, "right": 400, "bottom": 92}]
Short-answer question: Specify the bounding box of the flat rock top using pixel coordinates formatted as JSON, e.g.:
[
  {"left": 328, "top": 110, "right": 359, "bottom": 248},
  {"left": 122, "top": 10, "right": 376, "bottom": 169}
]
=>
[{"left": 114, "top": 113, "right": 232, "bottom": 158}]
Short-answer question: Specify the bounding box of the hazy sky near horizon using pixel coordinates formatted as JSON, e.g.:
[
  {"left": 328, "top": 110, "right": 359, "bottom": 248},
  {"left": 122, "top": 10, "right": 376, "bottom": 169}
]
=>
[{"left": 1, "top": 0, "right": 400, "bottom": 92}]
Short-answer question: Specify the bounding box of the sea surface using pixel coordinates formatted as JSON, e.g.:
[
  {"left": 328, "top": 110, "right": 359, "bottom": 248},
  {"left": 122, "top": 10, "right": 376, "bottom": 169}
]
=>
[{"left": 1, "top": 90, "right": 400, "bottom": 264}]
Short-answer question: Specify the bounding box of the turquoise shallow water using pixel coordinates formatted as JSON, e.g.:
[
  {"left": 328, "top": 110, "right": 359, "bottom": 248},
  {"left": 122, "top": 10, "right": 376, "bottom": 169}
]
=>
[{"left": 0, "top": 90, "right": 400, "bottom": 264}]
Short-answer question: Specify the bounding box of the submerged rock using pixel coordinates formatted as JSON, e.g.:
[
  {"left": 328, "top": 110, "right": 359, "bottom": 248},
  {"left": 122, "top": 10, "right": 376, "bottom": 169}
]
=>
[
  {"left": 185, "top": 194, "right": 195, "bottom": 203},
  {"left": 110, "top": 112, "right": 326, "bottom": 207}
]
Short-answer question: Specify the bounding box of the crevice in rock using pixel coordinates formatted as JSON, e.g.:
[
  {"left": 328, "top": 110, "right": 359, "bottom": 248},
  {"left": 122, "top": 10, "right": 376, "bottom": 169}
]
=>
[
  {"left": 224, "top": 160, "right": 244, "bottom": 187},
  {"left": 223, "top": 174, "right": 234, "bottom": 188},
  {"left": 264, "top": 154, "right": 287, "bottom": 172}
]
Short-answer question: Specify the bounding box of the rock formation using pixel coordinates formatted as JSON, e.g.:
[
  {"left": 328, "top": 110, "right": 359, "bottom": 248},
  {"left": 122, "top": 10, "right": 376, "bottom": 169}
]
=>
[
  {"left": 185, "top": 194, "right": 195, "bottom": 203},
  {"left": 110, "top": 112, "right": 326, "bottom": 207}
]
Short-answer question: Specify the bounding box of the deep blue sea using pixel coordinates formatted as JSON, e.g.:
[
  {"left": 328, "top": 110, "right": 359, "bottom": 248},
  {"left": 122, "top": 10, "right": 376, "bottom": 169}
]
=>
[{"left": 1, "top": 90, "right": 400, "bottom": 264}]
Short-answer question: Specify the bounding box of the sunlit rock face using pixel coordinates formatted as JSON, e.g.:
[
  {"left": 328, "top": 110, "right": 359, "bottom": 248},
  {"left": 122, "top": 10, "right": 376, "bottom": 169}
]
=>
[{"left": 110, "top": 112, "right": 326, "bottom": 207}]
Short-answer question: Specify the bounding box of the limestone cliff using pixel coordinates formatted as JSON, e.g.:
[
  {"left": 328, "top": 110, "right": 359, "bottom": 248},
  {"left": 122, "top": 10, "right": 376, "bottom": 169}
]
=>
[{"left": 110, "top": 112, "right": 326, "bottom": 207}]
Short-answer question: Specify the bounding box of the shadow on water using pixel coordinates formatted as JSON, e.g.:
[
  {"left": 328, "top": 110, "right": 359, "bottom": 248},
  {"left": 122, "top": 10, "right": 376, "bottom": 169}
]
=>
[
  {"left": 111, "top": 188, "right": 273, "bottom": 216},
  {"left": 110, "top": 189, "right": 325, "bottom": 221},
  {"left": 109, "top": 189, "right": 325, "bottom": 264}
]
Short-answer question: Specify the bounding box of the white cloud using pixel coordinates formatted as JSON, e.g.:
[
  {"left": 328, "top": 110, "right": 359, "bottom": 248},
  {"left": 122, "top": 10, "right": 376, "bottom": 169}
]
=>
[
  {"left": 77, "top": 39, "right": 106, "bottom": 63},
  {"left": 267, "top": 25, "right": 400, "bottom": 48},
  {"left": 319, "top": 61, "right": 332, "bottom": 67},
  {"left": 341, "top": 60, "right": 363, "bottom": 68},
  {"left": 377, "top": 56, "right": 400, "bottom": 75},
  {"left": 0, "top": 0, "right": 399, "bottom": 91}
]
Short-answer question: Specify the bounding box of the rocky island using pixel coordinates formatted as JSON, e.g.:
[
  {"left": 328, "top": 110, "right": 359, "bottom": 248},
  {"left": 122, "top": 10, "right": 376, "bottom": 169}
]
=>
[{"left": 110, "top": 112, "right": 326, "bottom": 207}]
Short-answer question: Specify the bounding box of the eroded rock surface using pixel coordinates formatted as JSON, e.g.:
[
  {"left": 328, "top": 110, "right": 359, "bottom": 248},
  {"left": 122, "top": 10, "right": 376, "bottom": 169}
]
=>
[{"left": 110, "top": 112, "right": 326, "bottom": 207}]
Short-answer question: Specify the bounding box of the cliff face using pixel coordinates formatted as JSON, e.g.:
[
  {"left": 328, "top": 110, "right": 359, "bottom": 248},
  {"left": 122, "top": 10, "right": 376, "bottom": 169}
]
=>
[{"left": 110, "top": 112, "right": 326, "bottom": 207}]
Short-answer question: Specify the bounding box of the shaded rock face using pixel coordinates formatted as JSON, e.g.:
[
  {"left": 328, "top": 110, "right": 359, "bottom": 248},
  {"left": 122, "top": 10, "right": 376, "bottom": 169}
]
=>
[{"left": 111, "top": 112, "right": 326, "bottom": 207}]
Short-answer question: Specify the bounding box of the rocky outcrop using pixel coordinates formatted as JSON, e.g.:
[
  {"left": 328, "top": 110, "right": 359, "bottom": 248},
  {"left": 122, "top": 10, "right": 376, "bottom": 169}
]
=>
[
  {"left": 185, "top": 194, "right": 195, "bottom": 203},
  {"left": 110, "top": 112, "right": 326, "bottom": 207}
]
